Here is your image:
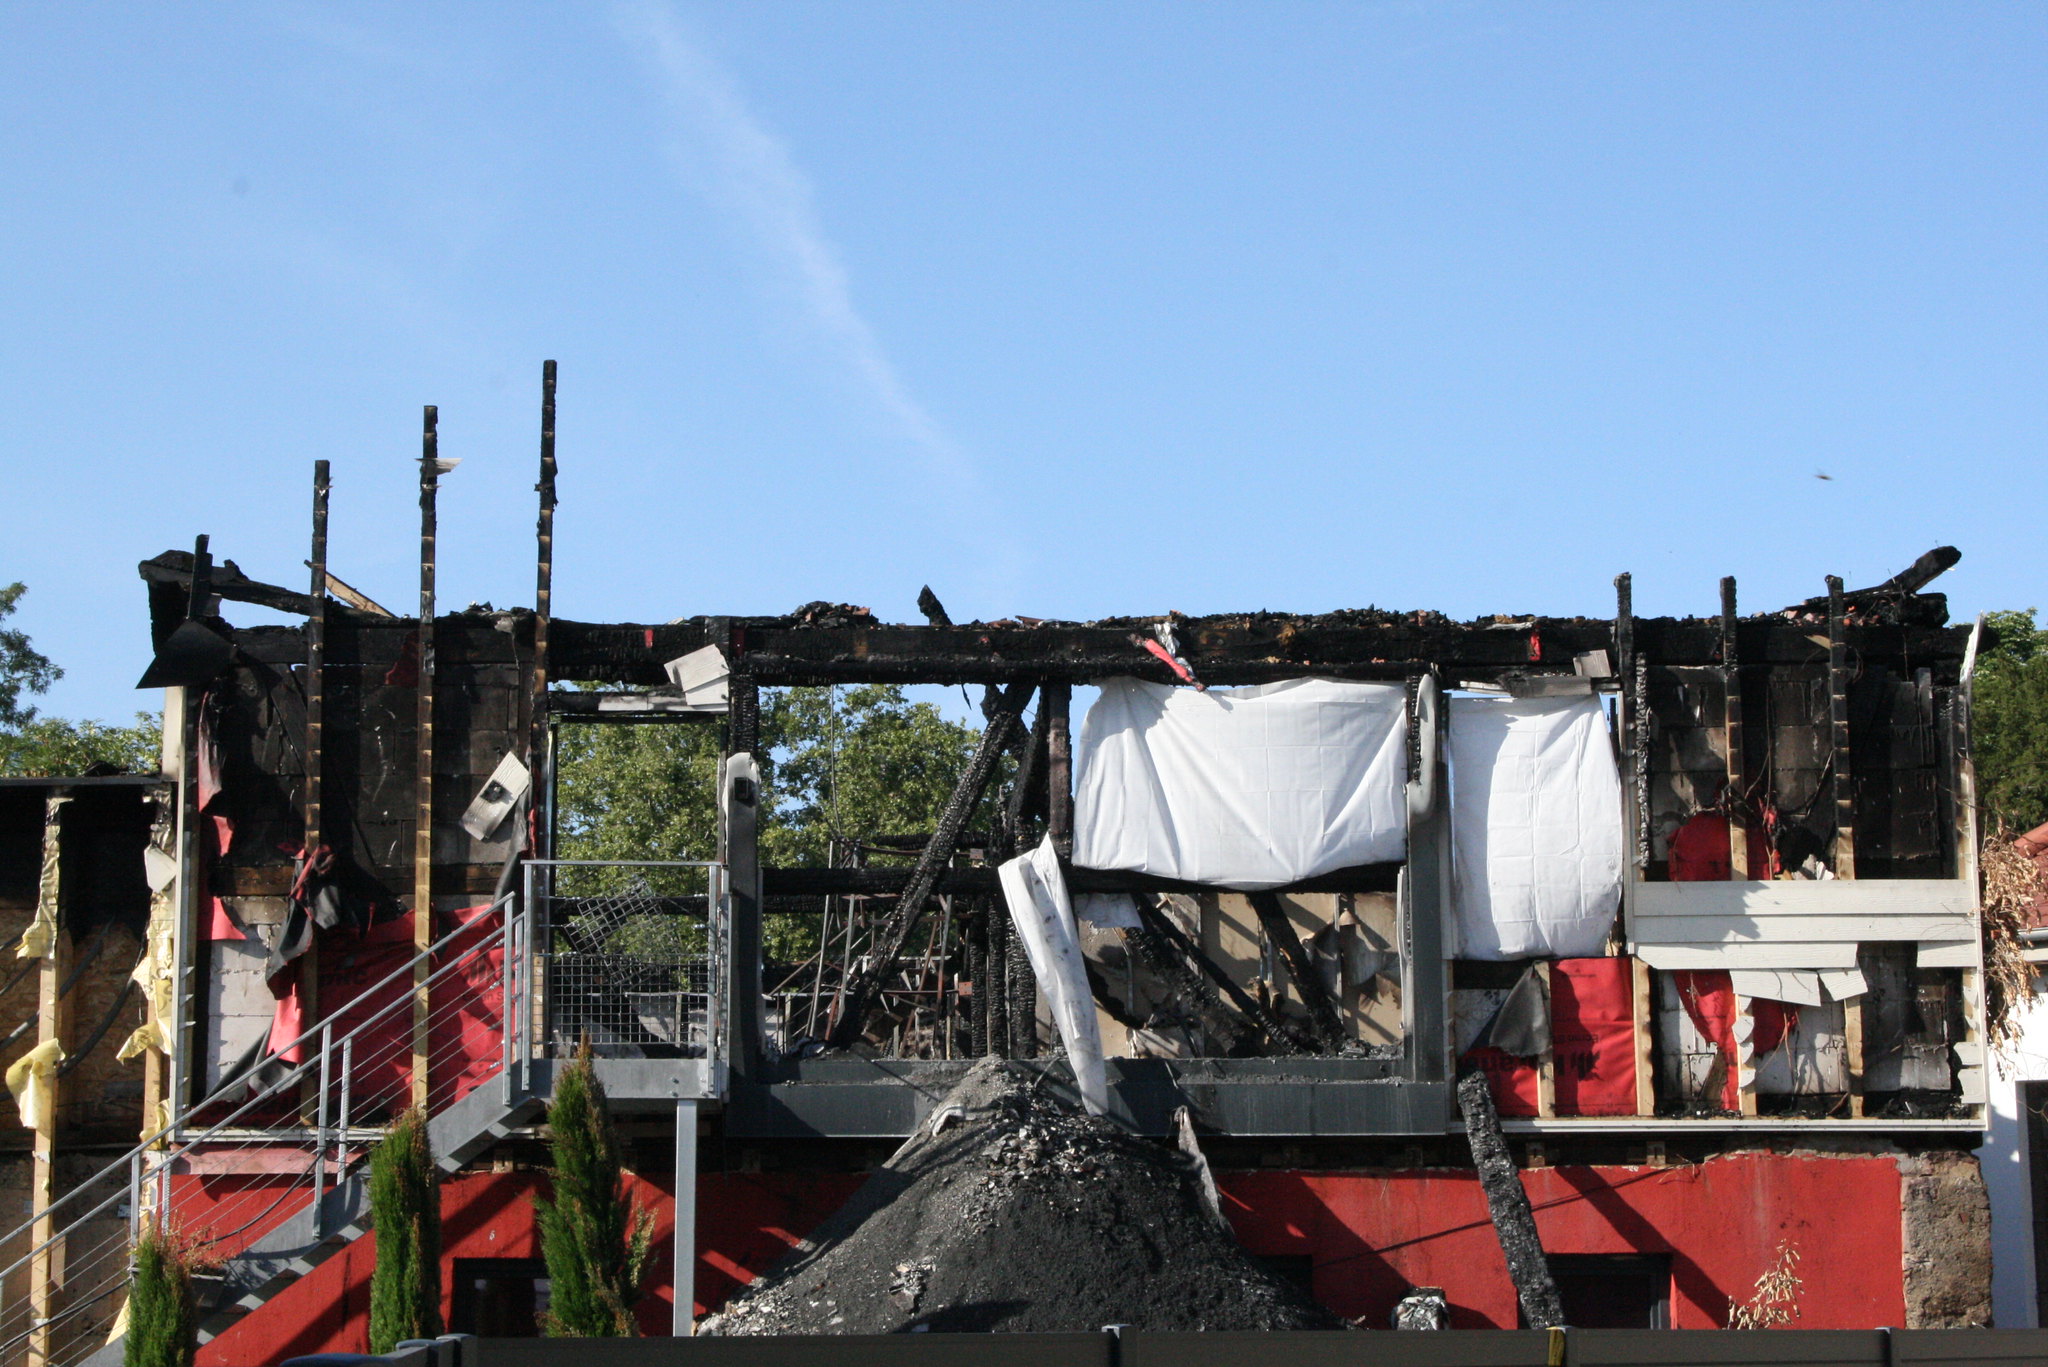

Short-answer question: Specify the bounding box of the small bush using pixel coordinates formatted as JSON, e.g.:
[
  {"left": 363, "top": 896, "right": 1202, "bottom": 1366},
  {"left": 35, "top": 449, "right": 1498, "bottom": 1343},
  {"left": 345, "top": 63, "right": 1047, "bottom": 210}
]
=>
[
  {"left": 368, "top": 1107, "right": 444, "bottom": 1352},
  {"left": 124, "top": 1226, "right": 198, "bottom": 1367},
  {"left": 537, "top": 1046, "right": 653, "bottom": 1336}
]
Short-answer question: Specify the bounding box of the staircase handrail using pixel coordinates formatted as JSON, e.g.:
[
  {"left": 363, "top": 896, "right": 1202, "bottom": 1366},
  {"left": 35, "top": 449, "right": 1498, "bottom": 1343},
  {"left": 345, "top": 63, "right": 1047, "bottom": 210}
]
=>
[{"left": 0, "top": 891, "right": 518, "bottom": 1290}]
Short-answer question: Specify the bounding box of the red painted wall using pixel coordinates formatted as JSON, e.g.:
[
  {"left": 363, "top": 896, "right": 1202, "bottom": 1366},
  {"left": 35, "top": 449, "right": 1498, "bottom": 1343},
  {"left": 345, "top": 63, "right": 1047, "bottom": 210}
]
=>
[
  {"left": 1220, "top": 1154, "right": 1905, "bottom": 1329},
  {"left": 195, "top": 1152, "right": 1902, "bottom": 1364}
]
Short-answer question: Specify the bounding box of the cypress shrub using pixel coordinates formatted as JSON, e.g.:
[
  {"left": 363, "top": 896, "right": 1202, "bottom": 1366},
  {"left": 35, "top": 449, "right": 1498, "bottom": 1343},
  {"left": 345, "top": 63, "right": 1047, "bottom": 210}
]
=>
[
  {"left": 368, "top": 1106, "right": 443, "bottom": 1352},
  {"left": 537, "top": 1047, "right": 653, "bottom": 1336},
  {"left": 124, "top": 1225, "right": 197, "bottom": 1367}
]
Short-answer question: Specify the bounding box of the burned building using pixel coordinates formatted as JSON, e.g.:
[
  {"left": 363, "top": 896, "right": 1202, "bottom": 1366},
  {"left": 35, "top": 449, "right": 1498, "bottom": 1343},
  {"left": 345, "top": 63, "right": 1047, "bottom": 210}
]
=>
[{"left": 0, "top": 380, "right": 2006, "bottom": 1365}]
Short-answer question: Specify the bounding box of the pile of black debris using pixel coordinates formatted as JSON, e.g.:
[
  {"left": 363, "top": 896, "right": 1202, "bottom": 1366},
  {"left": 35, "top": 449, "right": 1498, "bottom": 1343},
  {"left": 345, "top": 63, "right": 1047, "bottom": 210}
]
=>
[{"left": 702, "top": 1060, "right": 1347, "bottom": 1334}]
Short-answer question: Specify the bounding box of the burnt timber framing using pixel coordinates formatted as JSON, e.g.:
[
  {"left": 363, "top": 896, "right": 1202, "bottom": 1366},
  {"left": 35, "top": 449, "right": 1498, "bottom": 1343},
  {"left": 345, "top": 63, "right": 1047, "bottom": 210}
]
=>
[{"left": 151, "top": 543, "right": 1983, "bottom": 1140}]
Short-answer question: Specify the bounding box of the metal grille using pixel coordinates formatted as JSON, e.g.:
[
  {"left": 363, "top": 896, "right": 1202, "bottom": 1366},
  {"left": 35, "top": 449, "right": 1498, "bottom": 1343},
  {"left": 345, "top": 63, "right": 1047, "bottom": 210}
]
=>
[{"left": 540, "top": 868, "right": 721, "bottom": 1058}]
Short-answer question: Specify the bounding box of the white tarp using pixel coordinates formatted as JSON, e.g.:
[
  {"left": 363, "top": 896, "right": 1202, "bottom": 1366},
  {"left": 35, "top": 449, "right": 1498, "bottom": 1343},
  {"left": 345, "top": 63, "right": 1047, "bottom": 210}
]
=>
[
  {"left": 1072, "top": 677, "right": 1409, "bottom": 890},
  {"left": 1449, "top": 694, "right": 1624, "bottom": 960},
  {"left": 997, "top": 840, "right": 1109, "bottom": 1116}
]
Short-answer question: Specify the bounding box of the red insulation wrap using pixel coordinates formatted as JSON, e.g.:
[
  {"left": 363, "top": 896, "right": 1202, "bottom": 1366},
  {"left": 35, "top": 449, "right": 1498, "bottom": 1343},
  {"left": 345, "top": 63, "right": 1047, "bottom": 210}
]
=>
[
  {"left": 1462, "top": 958, "right": 1637, "bottom": 1116},
  {"left": 265, "top": 903, "right": 504, "bottom": 1110}
]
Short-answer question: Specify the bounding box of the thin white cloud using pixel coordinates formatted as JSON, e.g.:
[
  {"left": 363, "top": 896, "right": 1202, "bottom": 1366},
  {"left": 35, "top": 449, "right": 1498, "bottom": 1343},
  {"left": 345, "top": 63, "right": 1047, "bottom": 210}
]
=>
[{"left": 613, "top": 2, "right": 981, "bottom": 503}]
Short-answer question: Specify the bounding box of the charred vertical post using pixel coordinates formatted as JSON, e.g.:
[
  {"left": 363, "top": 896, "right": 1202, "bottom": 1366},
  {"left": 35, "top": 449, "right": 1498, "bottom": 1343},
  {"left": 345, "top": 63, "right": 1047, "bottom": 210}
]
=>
[
  {"left": 1828, "top": 575, "right": 1857, "bottom": 880},
  {"left": 1044, "top": 683, "right": 1073, "bottom": 858},
  {"left": 1721, "top": 576, "right": 1749, "bottom": 879},
  {"left": 302, "top": 460, "right": 329, "bottom": 1117},
  {"left": 307, "top": 461, "right": 329, "bottom": 856},
  {"left": 531, "top": 361, "right": 557, "bottom": 842},
  {"left": 412, "top": 406, "right": 440, "bottom": 1108},
  {"left": 1615, "top": 574, "right": 1649, "bottom": 874}
]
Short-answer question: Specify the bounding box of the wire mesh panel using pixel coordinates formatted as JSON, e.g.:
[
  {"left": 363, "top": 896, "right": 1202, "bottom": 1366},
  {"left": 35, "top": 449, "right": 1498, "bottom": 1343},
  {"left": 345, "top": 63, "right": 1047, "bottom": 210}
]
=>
[{"left": 536, "top": 864, "right": 722, "bottom": 1060}]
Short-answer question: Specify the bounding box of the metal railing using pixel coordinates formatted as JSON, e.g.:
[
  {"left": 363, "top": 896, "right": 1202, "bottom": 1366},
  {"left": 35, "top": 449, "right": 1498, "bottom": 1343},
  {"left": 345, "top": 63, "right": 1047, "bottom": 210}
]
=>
[
  {"left": 523, "top": 861, "right": 725, "bottom": 1068},
  {"left": 0, "top": 859, "right": 726, "bottom": 1367}
]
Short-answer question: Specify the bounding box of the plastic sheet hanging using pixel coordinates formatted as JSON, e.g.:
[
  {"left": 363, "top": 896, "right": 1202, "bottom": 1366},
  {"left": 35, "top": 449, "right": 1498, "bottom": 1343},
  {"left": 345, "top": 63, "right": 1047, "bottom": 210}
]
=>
[
  {"left": 1448, "top": 694, "right": 1624, "bottom": 960},
  {"left": 1072, "top": 677, "right": 1410, "bottom": 890},
  {"left": 997, "top": 840, "right": 1108, "bottom": 1116}
]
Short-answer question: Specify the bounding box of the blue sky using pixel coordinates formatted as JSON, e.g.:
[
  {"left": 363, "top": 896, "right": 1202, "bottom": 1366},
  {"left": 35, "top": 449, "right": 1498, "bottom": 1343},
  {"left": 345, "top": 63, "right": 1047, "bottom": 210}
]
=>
[{"left": 4, "top": 3, "right": 2043, "bottom": 724}]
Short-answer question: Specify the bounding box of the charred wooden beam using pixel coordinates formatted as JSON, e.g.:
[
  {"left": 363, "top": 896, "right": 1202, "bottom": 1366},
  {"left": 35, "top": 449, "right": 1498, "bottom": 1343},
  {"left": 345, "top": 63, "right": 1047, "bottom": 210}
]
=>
[
  {"left": 1788, "top": 545, "right": 1960, "bottom": 622},
  {"left": 1248, "top": 891, "right": 1347, "bottom": 1051},
  {"left": 1119, "top": 920, "right": 1263, "bottom": 1056},
  {"left": 304, "top": 562, "right": 394, "bottom": 616},
  {"left": 218, "top": 611, "right": 1973, "bottom": 681},
  {"left": 1132, "top": 895, "right": 1313, "bottom": 1056},
  {"left": 1457, "top": 1070, "right": 1565, "bottom": 1330},
  {"left": 826, "top": 680, "right": 1034, "bottom": 1049},
  {"left": 761, "top": 861, "right": 1402, "bottom": 898},
  {"left": 140, "top": 547, "right": 326, "bottom": 619}
]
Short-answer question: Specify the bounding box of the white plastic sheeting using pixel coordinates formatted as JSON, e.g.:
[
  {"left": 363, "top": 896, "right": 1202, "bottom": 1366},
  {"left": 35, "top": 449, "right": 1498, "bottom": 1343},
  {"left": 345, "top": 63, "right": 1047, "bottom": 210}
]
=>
[
  {"left": 997, "top": 840, "right": 1109, "bottom": 1116},
  {"left": 1449, "top": 695, "right": 1624, "bottom": 960},
  {"left": 1072, "top": 677, "right": 1409, "bottom": 891}
]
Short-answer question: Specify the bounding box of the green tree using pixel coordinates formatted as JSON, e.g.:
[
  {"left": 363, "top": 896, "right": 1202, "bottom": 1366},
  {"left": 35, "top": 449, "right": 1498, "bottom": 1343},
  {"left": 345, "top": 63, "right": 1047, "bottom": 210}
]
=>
[
  {"left": 0, "top": 714, "right": 161, "bottom": 777},
  {"left": 0, "top": 583, "right": 59, "bottom": 730},
  {"left": 124, "top": 1226, "right": 198, "bottom": 1367},
  {"left": 536, "top": 1050, "right": 653, "bottom": 1336},
  {"left": 0, "top": 582, "right": 161, "bottom": 776},
  {"left": 552, "top": 685, "right": 1004, "bottom": 959},
  {"left": 367, "top": 1108, "right": 443, "bottom": 1353},
  {"left": 1975, "top": 609, "right": 2048, "bottom": 829}
]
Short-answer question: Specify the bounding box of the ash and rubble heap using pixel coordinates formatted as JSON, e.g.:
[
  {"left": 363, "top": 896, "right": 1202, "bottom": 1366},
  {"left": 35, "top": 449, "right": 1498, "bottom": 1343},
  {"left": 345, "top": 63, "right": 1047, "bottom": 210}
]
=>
[{"left": 703, "top": 1060, "right": 1347, "bottom": 1334}]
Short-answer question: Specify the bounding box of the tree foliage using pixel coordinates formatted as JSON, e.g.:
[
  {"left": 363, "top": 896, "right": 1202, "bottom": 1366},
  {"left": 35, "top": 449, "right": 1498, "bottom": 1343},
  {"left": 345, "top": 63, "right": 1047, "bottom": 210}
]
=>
[
  {"left": 536, "top": 1049, "right": 653, "bottom": 1336},
  {"left": 0, "top": 713, "right": 161, "bottom": 777},
  {"left": 553, "top": 685, "right": 1004, "bottom": 958},
  {"left": 1975, "top": 609, "right": 2048, "bottom": 829},
  {"left": 0, "top": 582, "right": 160, "bottom": 776},
  {"left": 124, "top": 1226, "right": 198, "bottom": 1367},
  {"left": 367, "top": 1107, "right": 444, "bottom": 1353},
  {"left": 0, "top": 583, "right": 59, "bottom": 730}
]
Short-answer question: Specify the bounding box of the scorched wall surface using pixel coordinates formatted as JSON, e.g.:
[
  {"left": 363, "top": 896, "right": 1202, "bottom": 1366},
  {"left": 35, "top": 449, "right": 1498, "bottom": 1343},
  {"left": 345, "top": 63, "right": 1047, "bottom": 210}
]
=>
[{"left": 195, "top": 1151, "right": 1906, "bottom": 1362}]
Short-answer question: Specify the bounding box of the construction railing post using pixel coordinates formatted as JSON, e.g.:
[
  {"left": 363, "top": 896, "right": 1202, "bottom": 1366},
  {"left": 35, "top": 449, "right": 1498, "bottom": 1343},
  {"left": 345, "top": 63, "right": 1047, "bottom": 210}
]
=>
[{"left": 672, "top": 1097, "right": 698, "bottom": 1336}]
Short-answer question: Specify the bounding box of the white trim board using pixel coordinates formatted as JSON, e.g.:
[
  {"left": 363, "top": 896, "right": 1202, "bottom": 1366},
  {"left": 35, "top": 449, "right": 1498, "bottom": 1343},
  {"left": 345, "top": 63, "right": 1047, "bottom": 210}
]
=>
[{"left": 1629, "top": 878, "right": 1979, "bottom": 972}]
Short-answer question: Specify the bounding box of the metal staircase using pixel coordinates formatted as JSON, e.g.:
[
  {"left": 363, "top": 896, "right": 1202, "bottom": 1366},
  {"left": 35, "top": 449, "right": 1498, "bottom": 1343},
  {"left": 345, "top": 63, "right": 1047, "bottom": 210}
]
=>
[{"left": 0, "top": 858, "right": 725, "bottom": 1367}]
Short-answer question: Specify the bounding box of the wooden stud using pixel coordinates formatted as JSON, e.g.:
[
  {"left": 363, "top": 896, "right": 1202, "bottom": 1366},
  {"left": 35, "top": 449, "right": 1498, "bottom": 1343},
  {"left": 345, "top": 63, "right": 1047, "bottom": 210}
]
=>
[
  {"left": 1843, "top": 992, "right": 1866, "bottom": 1118},
  {"left": 1535, "top": 961, "right": 1557, "bottom": 1119},
  {"left": 1735, "top": 995, "right": 1759, "bottom": 1116},
  {"left": 1721, "top": 577, "right": 1749, "bottom": 879},
  {"left": 27, "top": 792, "right": 72, "bottom": 1367},
  {"left": 1632, "top": 957, "right": 1657, "bottom": 1117}
]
